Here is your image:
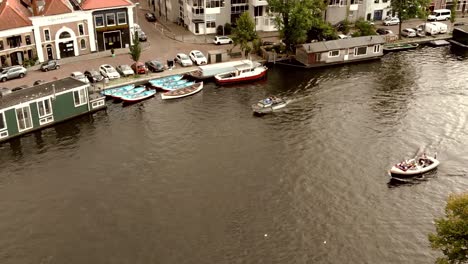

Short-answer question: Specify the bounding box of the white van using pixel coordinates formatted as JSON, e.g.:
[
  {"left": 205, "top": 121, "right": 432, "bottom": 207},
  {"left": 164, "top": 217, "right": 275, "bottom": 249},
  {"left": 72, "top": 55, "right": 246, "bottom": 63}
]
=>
[
  {"left": 431, "top": 22, "right": 448, "bottom": 34},
  {"left": 417, "top": 23, "right": 440, "bottom": 35},
  {"left": 427, "top": 9, "right": 451, "bottom": 21}
]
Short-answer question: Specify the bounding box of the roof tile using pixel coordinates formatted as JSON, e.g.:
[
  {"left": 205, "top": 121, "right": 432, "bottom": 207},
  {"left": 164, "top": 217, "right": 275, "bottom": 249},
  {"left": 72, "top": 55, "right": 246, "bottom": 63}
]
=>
[{"left": 81, "top": 0, "right": 133, "bottom": 10}]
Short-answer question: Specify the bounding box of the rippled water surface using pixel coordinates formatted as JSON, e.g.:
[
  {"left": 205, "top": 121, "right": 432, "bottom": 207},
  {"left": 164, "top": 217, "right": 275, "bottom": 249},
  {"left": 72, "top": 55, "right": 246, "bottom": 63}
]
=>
[{"left": 1, "top": 47, "right": 468, "bottom": 264}]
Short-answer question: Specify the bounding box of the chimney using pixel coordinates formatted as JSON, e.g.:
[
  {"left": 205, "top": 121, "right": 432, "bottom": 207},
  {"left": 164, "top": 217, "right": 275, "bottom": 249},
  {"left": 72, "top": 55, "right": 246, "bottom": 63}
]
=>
[{"left": 31, "top": 0, "right": 39, "bottom": 16}]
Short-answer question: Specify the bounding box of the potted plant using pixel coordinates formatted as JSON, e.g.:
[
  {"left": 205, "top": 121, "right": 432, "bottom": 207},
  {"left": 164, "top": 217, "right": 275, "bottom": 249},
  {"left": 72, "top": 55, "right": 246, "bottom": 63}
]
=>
[{"left": 111, "top": 48, "right": 115, "bottom": 57}]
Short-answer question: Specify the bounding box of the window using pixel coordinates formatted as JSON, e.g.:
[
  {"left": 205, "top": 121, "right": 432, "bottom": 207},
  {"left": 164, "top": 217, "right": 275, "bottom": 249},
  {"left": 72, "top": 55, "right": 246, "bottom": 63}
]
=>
[
  {"left": 95, "top": 15, "right": 104, "bottom": 27},
  {"left": 354, "top": 46, "right": 367, "bottom": 55},
  {"left": 231, "top": 5, "right": 249, "bottom": 14},
  {"left": 373, "top": 44, "right": 380, "bottom": 53},
  {"left": 329, "top": 0, "right": 346, "bottom": 5},
  {"left": 44, "top": 29, "right": 51, "bottom": 41},
  {"left": 73, "top": 88, "right": 88, "bottom": 106},
  {"left": 206, "top": 21, "right": 216, "bottom": 28},
  {"left": 374, "top": 0, "right": 379, "bottom": 3},
  {"left": 78, "top": 24, "right": 84, "bottom": 35},
  {"left": 59, "top": 32, "right": 71, "bottom": 39},
  {"left": 0, "top": 40, "right": 3, "bottom": 50},
  {"left": 25, "top": 35, "right": 31, "bottom": 45},
  {"left": 16, "top": 106, "right": 33, "bottom": 132},
  {"left": 117, "top": 12, "right": 127, "bottom": 24},
  {"left": 206, "top": 0, "right": 224, "bottom": 7},
  {"left": 0, "top": 112, "right": 6, "bottom": 131},
  {"left": 37, "top": 98, "right": 52, "bottom": 118},
  {"left": 328, "top": 50, "right": 340, "bottom": 57},
  {"left": 106, "top": 13, "right": 116, "bottom": 26},
  {"left": 80, "top": 39, "right": 86, "bottom": 49}
]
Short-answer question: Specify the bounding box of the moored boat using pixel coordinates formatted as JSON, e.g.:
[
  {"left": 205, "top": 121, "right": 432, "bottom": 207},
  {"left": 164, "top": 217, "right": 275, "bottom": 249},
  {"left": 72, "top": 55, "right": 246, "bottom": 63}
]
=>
[
  {"left": 148, "top": 75, "right": 184, "bottom": 86},
  {"left": 214, "top": 62, "right": 267, "bottom": 85},
  {"left": 101, "top": 84, "right": 135, "bottom": 97},
  {"left": 157, "top": 80, "right": 195, "bottom": 92},
  {"left": 252, "top": 97, "right": 288, "bottom": 115},
  {"left": 161, "top": 82, "right": 203, "bottom": 100},
  {"left": 121, "top": 89, "right": 157, "bottom": 103},
  {"left": 383, "top": 43, "right": 419, "bottom": 53},
  {"left": 186, "top": 60, "right": 254, "bottom": 80},
  {"left": 112, "top": 86, "right": 146, "bottom": 99},
  {"left": 389, "top": 154, "right": 439, "bottom": 178}
]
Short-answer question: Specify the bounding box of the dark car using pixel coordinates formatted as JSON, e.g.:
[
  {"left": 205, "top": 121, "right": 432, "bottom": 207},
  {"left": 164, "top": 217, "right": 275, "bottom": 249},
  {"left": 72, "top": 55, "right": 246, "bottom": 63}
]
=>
[
  {"left": 145, "top": 12, "right": 156, "bottom": 22},
  {"left": 33, "top": 79, "right": 46, "bottom": 86},
  {"left": 376, "top": 28, "right": 393, "bottom": 35},
  {"left": 40, "top": 60, "right": 60, "bottom": 72},
  {"left": 145, "top": 60, "right": 164, "bottom": 72},
  {"left": 84, "top": 70, "right": 104, "bottom": 83}
]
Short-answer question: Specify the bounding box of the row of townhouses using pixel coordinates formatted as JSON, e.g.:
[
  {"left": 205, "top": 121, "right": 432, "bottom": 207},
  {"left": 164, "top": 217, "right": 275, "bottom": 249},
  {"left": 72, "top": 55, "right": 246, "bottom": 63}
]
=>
[
  {"left": 0, "top": 0, "right": 136, "bottom": 68},
  {"left": 147, "top": 0, "right": 461, "bottom": 36}
]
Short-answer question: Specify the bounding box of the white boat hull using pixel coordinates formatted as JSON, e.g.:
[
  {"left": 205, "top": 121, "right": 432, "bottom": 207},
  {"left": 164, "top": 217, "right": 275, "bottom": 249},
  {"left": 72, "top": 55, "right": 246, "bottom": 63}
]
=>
[
  {"left": 390, "top": 157, "right": 439, "bottom": 177},
  {"left": 161, "top": 82, "right": 203, "bottom": 100}
]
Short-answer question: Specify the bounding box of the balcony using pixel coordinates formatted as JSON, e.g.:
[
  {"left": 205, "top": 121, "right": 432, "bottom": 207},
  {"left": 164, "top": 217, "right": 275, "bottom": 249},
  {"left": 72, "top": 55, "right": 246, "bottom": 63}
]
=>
[
  {"left": 252, "top": 0, "right": 268, "bottom": 6},
  {"left": 205, "top": 7, "right": 221, "bottom": 14}
]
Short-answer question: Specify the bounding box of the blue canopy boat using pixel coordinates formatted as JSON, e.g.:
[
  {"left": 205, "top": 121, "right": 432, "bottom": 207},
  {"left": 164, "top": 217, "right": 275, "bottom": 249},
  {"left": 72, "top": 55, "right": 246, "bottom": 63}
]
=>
[
  {"left": 157, "top": 81, "right": 195, "bottom": 91},
  {"left": 112, "top": 86, "right": 146, "bottom": 99},
  {"left": 121, "top": 90, "right": 157, "bottom": 103},
  {"left": 148, "top": 75, "right": 184, "bottom": 87},
  {"left": 101, "top": 84, "right": 135, "bottom": 97}
]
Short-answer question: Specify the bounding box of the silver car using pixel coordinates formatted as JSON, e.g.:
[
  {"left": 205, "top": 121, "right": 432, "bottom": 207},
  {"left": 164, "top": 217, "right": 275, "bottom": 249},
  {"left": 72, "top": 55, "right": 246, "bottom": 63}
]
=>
[{"left": 0, "top": 66, "right": 27, "bottom": 82}]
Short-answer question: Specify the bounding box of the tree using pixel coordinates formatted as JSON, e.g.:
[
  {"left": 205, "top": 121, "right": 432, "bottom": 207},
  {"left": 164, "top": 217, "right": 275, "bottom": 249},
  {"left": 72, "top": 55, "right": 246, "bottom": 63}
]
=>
[
  {"left": 428, "top": 193, "right": 468, "bottom": 264},
  {"left": 390, "top": 0, "right": 431, "bottom": 39},
  {"left": 268, "top": 0, "right": 326, "bottom": 52},
  {"left": 231, "top": 12, "right": 257, "bottom": 57},
  {"left": 307, "top": 22, "right": 338, "bottom": 42},
  {"left": 351, "top": 18, "right": 377, "bottom": 37},
  {"left": 129, "top": 31, "right": 142, "bottom": 63}
]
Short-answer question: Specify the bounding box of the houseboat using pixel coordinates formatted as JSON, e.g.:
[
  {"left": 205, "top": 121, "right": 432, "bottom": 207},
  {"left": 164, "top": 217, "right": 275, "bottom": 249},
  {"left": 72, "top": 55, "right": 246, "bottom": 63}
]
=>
[
  {"left": 0, "top": 77, "right": 106, "bottom": 143},
  {"left": 187, "top": 60, "right": 256, "bottom": 80},
  {"left": 449, "top": 25, "right": 468, "bottom": 49},
  {"left": 294, "top": 36, "right": 386, "bottom": 68}
]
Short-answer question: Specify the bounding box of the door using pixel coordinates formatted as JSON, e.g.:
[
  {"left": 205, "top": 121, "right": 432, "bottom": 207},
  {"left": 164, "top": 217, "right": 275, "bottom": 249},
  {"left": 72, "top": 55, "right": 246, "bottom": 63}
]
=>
[
  {"left": 10, "top": 51, "right": 24, "bottom": 66},
  {"left": 374, "top": 10, "right": 383, "bottom": 20},
  {"left": 59, "top": 41, "right": 75, "bottom": 58},
  {"left": 46, "top": 45, "right": 53, "bottom": 60},
  {"left": 195, "top": 23, "right": 199, "bottom": 34},
  {"left": 104, "top": 31, "right": 122, "bottom": 50}
]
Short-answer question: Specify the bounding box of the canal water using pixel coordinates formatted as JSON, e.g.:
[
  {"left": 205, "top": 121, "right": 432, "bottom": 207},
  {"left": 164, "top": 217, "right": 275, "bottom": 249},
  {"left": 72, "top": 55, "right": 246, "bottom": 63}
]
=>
[{"left": 1, "top": 46, "right": 467, "bottom": 264}]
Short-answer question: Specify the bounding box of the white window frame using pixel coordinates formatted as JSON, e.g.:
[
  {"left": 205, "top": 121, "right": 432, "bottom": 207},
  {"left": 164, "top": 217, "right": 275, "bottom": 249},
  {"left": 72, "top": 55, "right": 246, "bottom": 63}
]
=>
[
  {"left": 15, "top": 105, "right": 33, "bottom": 132},
  {"left": 373, "top": 44, "right": 380, "bottom": 53},
  {"left": 0, "top": 111, "right": 6, "bottom": 131},
  {"left": 78, "top": 23, "right": 85, "bottom": 36},
  {"left": 328, "top": 50, "right": 340, "bottom": 57},
  {"left": 73, "top": 88, "right": 88, "bottom": 107},
  {"left": 37, "top": 98, "right": 53, "bottom": 118},
  {"left": 106, "top": 13, "right": 116, "bottom": 26},
  {"left": 95, "top": 15, "right": 105, "bottom": 28},
  {"left": 80, "top": 39, "right": 86, "bottom": 50},
  {"left": 44, "top": 28, "right": 51, "bottom": 41},
  {"left": 117, "top": 12, "right": 127, "bottom": 25},
  {"left": 354, "top": 46, "right": 367, "bottom": 56}
]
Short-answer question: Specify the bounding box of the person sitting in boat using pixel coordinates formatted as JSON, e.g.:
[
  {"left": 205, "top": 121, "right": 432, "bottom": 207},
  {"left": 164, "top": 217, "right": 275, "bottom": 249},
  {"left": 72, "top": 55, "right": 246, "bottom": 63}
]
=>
[{"left": 264, "top": 97, "right": 272, "bottom": 104}]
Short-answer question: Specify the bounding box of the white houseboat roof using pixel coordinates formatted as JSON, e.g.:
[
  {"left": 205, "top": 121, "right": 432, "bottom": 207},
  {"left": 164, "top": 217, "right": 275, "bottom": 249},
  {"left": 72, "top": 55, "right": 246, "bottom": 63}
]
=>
[
  {"left": 198, "top": 59, "right": 252, "bottom": 77},
  {"left": 301, "top": 35, "right": 386, "bottom": 53},
  {"left": 0, "top": 77, "right": 87, "bottom": 109}
]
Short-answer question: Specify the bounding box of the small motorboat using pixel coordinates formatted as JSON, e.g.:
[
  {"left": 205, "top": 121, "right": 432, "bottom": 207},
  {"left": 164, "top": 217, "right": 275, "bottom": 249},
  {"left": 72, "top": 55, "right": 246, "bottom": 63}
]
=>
[
  {"left": 214, "top": 62, "right": 267, "bottom": 85},
  {"left": 149, "top": 75, "right": 183, "bottom": 85},
  {"left": 252, "top": 97, "right": 288, "bottom": 115},
  {"left": 161, "top": 82, "right": 203, "bottom": 100},
  {"left": 383, "top": 43, "right": 419, "bottom": 53},
  {"left": 112, "top": 86, "right": 146, "bottom": 99},
  {"left": 121, "top": 89, "right": 157, "bottom": 103},
  {"left": 101, "top": 84, "right": 135, "bottom": 97},
  {"left": 389, "top": 154, "right": 439, "bottom": 178},
  {"left": 157, "top": 80, "right": 195, "bottom": 92}
]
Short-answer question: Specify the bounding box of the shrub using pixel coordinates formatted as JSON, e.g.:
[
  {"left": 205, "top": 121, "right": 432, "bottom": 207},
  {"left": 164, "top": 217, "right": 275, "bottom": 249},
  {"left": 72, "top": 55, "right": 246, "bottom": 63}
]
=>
[
  {"left": 224, "top": 23, "right": 232, "bottom": 35},
  {"left": 216, "top": 25, "right": 224, "bottom": 35}
]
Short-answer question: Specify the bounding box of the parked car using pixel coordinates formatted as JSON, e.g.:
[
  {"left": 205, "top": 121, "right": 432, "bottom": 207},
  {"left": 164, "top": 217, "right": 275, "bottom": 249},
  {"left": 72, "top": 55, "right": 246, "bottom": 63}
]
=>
[
  {"left": 454, "top": 22, "right": 466, "bottom": 26},
  {"left": 135, "top": 29, "right": 147, "bottom": 41},
  {"left": 145, "top": 60, "right": 164, "bottom": 72},
  {"left": 174, "top": 53, "right": 193, "bottom": 67},
  {"left": 99, "top": 64, "right": 121, "bottom": 79},
  {"left": 84, "top": 70, "right": 104, "bottom": 83},
  {"left": 213, "top": 36, "right": 233, "bottom": 45},
  {"left": 417, "top": 23, "right": 440, "bottom": 35},
  {"left": 131, "top": 62, "right": 147, "bottom": 74},
  {"left": 383, "top": 17, "right": 400, "bottom": 26},
  {"left": 145, "top": 12, "right": 156, "bottom": 22},
  {"left": 0, "top": 65, "right": 27, "bottom": 82},
  {"left": 189, "top": 50, "right": 207, "bottom": 65},
  {"left": 71, "top": 71, "right": 89, "bottom": 83},
  {"left": 40, "top": 60, "right": 60, "bottom": 72},
  {"left": 338, "top": 34, "right": 351, "bottom": 39},
  {"left": 431, "top": 22, "right": 448, "bottom": 34},
  {"left": 376, "top": 28, "right": 393, "bottom": 35},
  {"left": 401, "top": 28, "right": 416, "bottom": 37},
  {"left": 116, "top": 64, "right": 135, "bottom": 77}
]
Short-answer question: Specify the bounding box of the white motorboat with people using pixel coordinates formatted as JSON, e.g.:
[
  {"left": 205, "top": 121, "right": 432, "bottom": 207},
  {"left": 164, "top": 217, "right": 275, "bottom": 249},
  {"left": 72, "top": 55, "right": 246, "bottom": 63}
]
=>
[
  {"left": 252, "top": 96, "right": 288, "bottom": 115},
  {"left": 389, "top": 153, "right": 439, "bottom": 178}
]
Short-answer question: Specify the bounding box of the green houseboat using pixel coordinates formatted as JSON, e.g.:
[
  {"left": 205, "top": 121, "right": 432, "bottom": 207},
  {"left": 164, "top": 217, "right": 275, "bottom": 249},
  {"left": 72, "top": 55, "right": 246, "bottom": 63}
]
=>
[{"left": 0, "top": 77, "right": 106, "bottom": 143}]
